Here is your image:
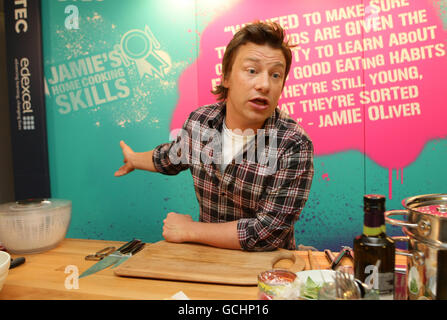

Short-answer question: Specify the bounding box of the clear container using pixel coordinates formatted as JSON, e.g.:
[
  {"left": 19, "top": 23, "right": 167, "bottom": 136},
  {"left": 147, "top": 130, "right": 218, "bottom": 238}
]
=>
[
  {"left": 258, "top": 269, "right": 301, "bottom": 300},
  {"left": 0, "top": 199, "right": 71, "bottom": 254}
]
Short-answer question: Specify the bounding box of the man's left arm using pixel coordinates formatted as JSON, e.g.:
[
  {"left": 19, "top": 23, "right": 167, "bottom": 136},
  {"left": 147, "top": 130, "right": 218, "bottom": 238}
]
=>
[{"left": 162, "top": 212, "right": 241, "bottom": 249}]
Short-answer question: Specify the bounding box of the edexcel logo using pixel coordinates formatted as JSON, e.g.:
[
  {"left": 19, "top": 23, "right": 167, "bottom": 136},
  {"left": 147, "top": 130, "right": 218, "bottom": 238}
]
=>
[
  {"left": 17, "top": 57, "right": 35, "bottom": 131},
  {"left": 22, "top": 115, "right": 35, "bottom": 130}
]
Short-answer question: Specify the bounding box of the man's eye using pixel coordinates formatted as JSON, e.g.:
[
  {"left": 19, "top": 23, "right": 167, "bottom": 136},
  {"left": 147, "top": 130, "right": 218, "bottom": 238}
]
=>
[
  {"left": 272, "top": 73, "right": 282, "bottom": 79},
  {"left": 247, "top": 68, "right": 256, "bottom": 74}
]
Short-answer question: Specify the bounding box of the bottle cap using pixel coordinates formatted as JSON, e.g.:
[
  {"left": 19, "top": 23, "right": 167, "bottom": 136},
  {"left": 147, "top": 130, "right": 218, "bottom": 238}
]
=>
[{"left": 364, "top": 194, "right": 386, "bottom": 212}]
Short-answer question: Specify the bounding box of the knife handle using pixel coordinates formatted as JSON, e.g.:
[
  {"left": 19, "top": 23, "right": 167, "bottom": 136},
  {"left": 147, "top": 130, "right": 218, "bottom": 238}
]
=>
[
  {"left": 10, "top": 257, "right": 26, "bottom": 269},
  {"left": 130, "top": 242, "right": 145, "bottom": 255},
  {"left": 117, "top": 239, "right": 138, "bottom": 253},
  {"left": 120, "top": 239, "right": 142, "bottom": 254}
]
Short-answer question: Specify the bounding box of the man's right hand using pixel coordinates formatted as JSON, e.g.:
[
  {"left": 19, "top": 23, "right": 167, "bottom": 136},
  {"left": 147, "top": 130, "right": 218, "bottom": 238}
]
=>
[{"left": 114, "top": 140, "right": 136, "bottom": 177}]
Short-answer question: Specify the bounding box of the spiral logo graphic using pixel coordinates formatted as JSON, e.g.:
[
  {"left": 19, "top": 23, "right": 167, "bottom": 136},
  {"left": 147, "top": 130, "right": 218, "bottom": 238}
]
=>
[
  {"left": 120, "top": 26, "right": 170, "bottom": 79},
  {"left": 121, "top": 30, "right": 152, "bottom": 60}
]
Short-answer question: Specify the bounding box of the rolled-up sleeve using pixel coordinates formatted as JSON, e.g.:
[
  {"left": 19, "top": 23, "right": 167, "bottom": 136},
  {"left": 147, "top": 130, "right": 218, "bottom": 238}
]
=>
[
  {"left": 237, "top": 139, "right": 314, "bottom": 251},
  {"left": 152, "top": 123, "right": 192, "bottom": 175}
]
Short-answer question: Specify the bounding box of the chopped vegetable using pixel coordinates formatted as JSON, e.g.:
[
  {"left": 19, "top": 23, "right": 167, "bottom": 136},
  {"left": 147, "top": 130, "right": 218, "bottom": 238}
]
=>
[
  {"left": 300, "top": 276, "right": 322, "bottom": 300},
  {"left": 410, "top": 279, "right": 418, "bottom": 293}
]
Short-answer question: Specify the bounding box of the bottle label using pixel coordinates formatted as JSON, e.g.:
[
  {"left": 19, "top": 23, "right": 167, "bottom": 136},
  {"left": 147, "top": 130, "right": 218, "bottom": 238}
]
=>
[
  {"left": 363, "top": 209, "right": 386, "bottom": 236},
  {"left": 363, "top": 225, "right": 383, "bottom": 236}
]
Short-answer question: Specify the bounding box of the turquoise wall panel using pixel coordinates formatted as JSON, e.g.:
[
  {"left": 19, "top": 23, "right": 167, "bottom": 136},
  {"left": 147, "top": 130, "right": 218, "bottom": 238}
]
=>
[{"left": 41, "top": 0, "right": 447, "bottom": 251}]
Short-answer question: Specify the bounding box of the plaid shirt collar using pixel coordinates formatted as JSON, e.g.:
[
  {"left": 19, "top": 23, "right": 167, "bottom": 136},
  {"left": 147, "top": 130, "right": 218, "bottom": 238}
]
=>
[{"left": 207, "top": 101, "right": 280, "bottom": 133}]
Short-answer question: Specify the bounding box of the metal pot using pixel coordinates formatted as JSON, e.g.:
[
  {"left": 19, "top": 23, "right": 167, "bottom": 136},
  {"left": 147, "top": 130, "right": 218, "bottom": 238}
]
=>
[{"left": 385, "top": 194, "right": 447, "bottom": 300}]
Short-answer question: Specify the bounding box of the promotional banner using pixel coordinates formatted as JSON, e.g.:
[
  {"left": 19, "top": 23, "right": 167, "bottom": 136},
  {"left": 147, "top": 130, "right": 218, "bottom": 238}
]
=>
[
  {"left": 173, "top": 0, "right": 447, "bottom": 197},
  {"left": 41, "top": 0, "right": 447, "bottom": 250},
  {"left": 5, "top": 0, "right": 51, "bottom": 200}
]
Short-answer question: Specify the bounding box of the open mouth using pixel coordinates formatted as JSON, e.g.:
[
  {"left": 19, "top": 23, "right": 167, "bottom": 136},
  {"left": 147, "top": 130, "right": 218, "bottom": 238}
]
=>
[{"left": 249, "top": 97, "right": 269, "bottom": 107}]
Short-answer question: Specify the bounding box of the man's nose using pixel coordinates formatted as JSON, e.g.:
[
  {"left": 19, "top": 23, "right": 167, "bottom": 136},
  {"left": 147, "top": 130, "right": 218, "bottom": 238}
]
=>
[{"left": 255, "top": 72, "right": 270, "bottom": 93}]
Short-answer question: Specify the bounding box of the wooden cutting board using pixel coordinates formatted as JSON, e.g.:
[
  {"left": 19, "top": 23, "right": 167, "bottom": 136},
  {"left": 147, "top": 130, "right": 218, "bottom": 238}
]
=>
[{"left": 113, "top": 241, "right": 305, "bottom": 285}]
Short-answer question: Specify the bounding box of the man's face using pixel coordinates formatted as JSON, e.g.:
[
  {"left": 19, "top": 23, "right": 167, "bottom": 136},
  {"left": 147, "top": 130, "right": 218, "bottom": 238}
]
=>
[{"left": 223, "top": 42, "right": 286, "bottom": 132}]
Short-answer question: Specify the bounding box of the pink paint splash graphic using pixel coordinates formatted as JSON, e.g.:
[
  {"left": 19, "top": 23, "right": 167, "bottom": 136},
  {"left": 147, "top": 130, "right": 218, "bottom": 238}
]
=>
[
  {"left": 388, "top": 168, "right": 404, "bottom": 199},
  {"left": 171, "top": 0, "right": 447, "bottom": 196}
]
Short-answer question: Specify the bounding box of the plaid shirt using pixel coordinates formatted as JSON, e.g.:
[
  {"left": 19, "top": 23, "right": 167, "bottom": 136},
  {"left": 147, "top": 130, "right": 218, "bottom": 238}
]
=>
[{"left": 153, "top": 102, "right": 314, "bottom": 251}]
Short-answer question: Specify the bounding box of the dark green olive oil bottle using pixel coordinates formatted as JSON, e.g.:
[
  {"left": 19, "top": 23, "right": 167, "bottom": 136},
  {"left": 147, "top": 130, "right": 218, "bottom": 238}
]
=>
[{"left": 353, "top": 195, "right": 395, "bottom": 299}]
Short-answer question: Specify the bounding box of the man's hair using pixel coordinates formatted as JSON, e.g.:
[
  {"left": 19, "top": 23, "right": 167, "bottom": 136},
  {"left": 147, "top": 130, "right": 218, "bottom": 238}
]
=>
[{"left": 211, "top": 21, "right": 294, "bottom": 101}]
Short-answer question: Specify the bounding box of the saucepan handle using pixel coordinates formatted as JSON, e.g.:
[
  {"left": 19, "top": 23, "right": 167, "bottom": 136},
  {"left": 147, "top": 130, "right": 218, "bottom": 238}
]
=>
[
  {"left": 391, "top": 235, "right": 413, "bottom": 257},
  {"left": 385, "top": 210, "right": 418, "bottom": 228}
]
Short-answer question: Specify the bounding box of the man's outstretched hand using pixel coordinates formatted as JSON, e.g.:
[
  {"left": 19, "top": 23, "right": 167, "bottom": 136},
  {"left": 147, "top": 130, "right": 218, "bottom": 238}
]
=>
[{"left": 114, "top": 140, "right": 135, "bottom": 177}]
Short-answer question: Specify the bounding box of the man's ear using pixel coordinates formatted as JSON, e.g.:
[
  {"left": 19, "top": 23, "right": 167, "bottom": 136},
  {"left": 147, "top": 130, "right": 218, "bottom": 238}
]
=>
[{"left": 222, "top": 74, "right": 229, "bottom": 88}]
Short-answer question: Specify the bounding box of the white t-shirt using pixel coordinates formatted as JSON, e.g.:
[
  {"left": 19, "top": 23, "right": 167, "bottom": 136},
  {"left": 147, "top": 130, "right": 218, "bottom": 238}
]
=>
[{"left": 220, "top": 119, "right": 256, "bottom": 173}]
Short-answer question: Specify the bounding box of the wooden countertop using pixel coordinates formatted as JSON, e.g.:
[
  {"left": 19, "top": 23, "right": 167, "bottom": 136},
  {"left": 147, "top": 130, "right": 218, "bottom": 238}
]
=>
[{"left": 0, "top": 238, "right": 406, "bottom": 300}]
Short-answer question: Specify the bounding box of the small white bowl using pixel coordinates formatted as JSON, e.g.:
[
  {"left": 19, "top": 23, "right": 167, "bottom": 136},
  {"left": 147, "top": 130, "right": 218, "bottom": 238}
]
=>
[{"left": 0, "top": 251, "right": 11, "bottom": 292}]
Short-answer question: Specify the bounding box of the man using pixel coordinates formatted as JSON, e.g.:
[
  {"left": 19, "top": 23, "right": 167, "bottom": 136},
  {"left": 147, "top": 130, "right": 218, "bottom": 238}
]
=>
[{"left": 115, "top": 21, "right": 314, "bottom": 251}]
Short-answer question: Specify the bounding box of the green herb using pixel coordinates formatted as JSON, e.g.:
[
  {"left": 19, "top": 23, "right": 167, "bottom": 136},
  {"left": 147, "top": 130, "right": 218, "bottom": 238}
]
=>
[
  {"left": 300, "top": 276, "right": 322, "bottom": 300},
  {"left": 410, "top": 279, "right": 418, "bottom": 293}
]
